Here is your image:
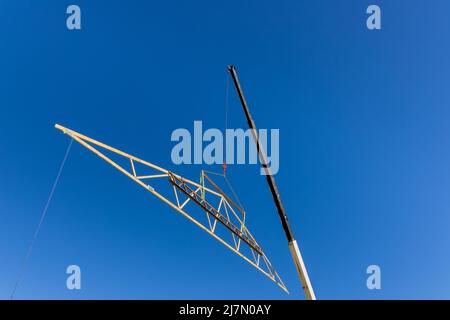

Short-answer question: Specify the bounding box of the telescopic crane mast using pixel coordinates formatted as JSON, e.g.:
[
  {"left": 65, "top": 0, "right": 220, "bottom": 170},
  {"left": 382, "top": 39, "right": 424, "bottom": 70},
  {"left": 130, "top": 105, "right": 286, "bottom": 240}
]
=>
[{"left": 227, "top": 65, "right": 316, "bottom": 300}]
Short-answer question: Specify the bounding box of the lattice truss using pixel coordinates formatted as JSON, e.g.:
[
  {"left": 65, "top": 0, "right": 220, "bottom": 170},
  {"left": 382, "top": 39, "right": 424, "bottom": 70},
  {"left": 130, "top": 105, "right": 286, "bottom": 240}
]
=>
[{"left": 55, "top": 124, "right": 288, "bottom": 293}]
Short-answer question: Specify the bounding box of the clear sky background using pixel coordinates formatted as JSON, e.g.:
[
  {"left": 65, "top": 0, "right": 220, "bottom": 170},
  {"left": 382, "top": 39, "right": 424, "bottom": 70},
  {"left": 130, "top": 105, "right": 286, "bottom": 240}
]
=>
[{"left": 1, "top": 0, "right": 450, "bottom": 299}]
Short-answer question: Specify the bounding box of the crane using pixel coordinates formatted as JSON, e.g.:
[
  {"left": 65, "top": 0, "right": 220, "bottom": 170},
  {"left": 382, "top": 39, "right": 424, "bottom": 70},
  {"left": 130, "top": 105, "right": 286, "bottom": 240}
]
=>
[{"left": 53, "top": 66, "right": 316, "bottom": 299}]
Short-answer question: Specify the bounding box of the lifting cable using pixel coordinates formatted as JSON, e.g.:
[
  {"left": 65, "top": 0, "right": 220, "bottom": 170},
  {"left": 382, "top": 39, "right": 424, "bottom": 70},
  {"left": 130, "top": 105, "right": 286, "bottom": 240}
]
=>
[
  {"left": 202, "top": 170, "right": 245, "bottom": 215},
  {"left": 200, "top": 72, "right": 245, "bottom": 220},
  {"left": 10, "top": 138, "right": 73, "bottom": 299},
  {"left": 223, "top": 71, "right": 230, "bottom": 176},
  {"left": 221, "top": 71, "right": 245, "bottom": 214}
]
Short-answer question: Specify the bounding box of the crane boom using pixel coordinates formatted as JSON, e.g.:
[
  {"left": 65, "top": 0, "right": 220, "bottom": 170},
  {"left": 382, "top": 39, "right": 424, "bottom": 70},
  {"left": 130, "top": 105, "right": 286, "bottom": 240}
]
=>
[{"left": 227, "top": 65, "right": 316, "bottom": 300}]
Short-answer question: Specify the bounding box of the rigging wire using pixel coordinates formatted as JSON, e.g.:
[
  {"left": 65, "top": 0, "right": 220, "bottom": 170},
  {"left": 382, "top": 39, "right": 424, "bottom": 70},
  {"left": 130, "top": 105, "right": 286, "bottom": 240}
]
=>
[
  {"left": 224, "top": 175, "right": 244, "bottom": 212},
  {"left": 202, "top": 169, "right": 225, "bottom": 177},
  {"left": 10, "top": 138, "right": 73, "bottom": 299},
  {"left": 201, "top": 170, "right": 245, "bottom": 212}
]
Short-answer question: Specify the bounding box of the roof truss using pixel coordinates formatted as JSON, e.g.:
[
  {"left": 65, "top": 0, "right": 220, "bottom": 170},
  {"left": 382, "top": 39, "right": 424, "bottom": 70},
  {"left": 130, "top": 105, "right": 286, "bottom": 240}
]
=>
[{"left": 54, "top": 124, "right": 288, "bottom": 293}]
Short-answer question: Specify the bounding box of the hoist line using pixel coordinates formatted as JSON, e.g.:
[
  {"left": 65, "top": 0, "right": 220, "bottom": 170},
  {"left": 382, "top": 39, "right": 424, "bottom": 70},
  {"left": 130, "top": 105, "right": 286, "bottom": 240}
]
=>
[
  {"left": 220, "top": 71, "right": 245, "bottom": 212},
  {"left": 222, "top": 72, "right": 230, "bottom": 176},
  {"left": 225, "top": 70, "right": 230, "bottom": 135},
  {"left": 10, "top": 138, "right": 74, "bottom": 299}
]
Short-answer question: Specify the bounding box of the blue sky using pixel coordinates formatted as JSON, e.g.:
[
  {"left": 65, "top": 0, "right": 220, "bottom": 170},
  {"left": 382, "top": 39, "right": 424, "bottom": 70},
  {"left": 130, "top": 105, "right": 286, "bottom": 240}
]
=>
[{"left": 1, "top": 0, "right": 450, "bottom": 299}]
